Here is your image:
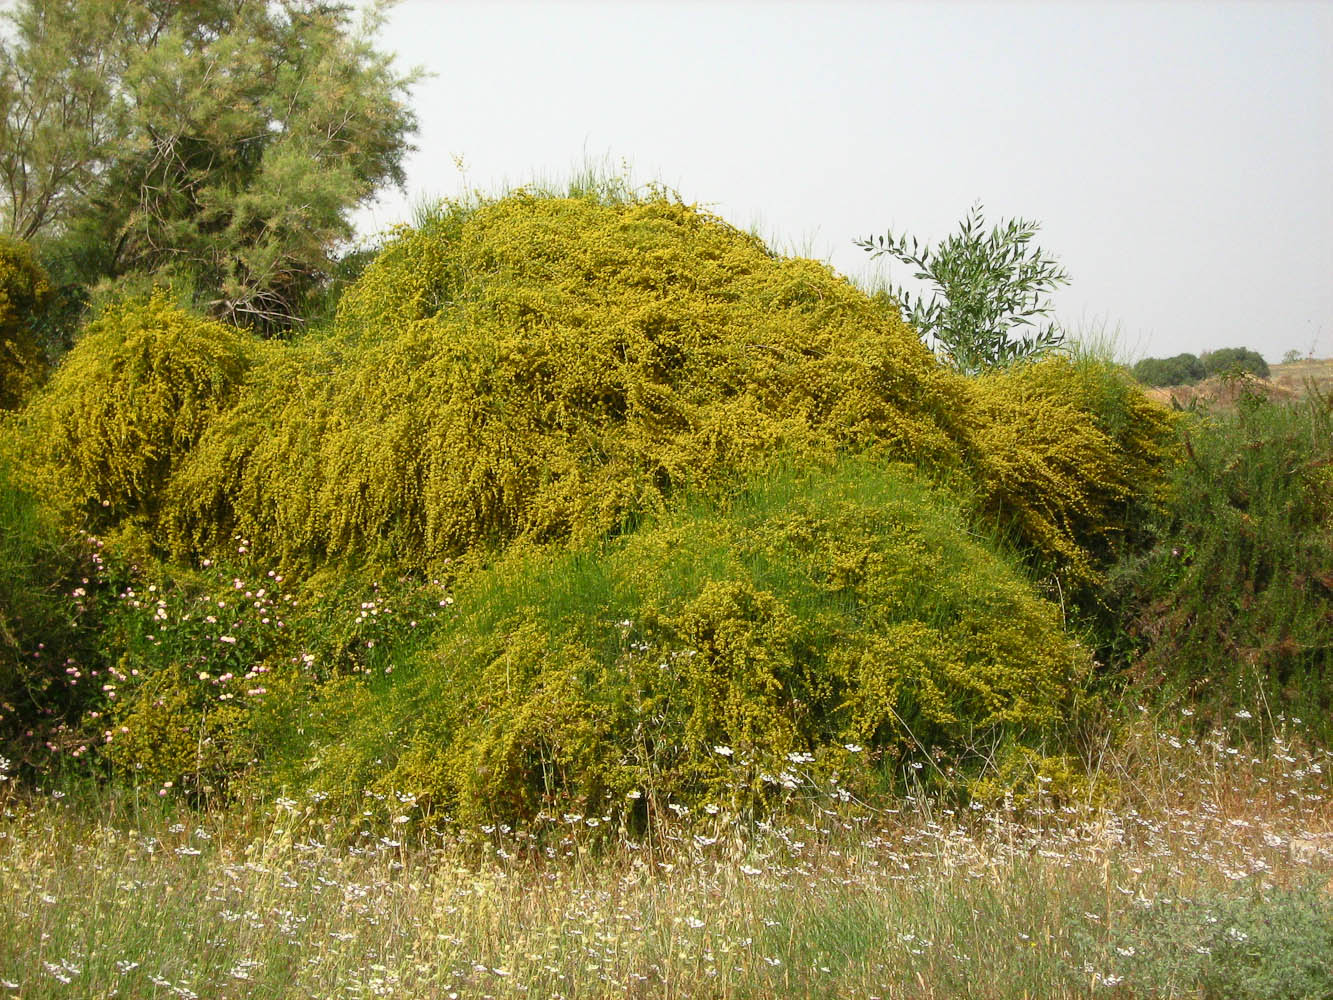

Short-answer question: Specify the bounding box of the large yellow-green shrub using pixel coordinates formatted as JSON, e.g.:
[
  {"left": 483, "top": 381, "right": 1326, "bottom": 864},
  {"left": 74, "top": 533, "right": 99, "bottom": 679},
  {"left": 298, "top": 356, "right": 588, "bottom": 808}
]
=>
[
  {"left": 960, "top": 356, "right": 1178, "bottom": 584},
  {"left": 0, "top": 236, "right": 53, "bottom": 410},
  {"left": 304, "top": 460, "right": 1088, "bottom": 825},
  {"left": 13, "top": 192, "right": 1173, "bottom": 587},
  {"left": 20, "top": 293, "right": 260, "bottom": 524},
  {"left": 164, "top": 193, "right": 965, "bottom": 567},
  {"left": 0, "top": 185, "right": 1190, "bottom": 825}
]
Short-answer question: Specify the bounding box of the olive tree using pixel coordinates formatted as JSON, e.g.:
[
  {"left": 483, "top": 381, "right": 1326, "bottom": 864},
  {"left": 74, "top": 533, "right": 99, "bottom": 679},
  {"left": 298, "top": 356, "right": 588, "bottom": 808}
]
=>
[{"left": 856, "top": 202, "right": 1069, "bottom": 374}]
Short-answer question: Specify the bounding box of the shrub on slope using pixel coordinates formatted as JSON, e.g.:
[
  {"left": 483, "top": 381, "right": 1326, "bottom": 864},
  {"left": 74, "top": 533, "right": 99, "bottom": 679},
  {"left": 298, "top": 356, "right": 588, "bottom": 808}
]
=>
[
  {"left": 164, "top": 192, "right": 966, "bottom": 568},
  {"left": 300, "top": 459, "right": 1088, "bottom": 826},
  {"left": 15, "top": 293, "right": 260, "bottom": 527},
  {"left": 0, "top": 189, "right": 1185, "bottom": 806},
  {"left": 9, "top": 190, "right": 1175, "bottom": 587},
  {"left": 0, "top": 236, "right": 53, "bottom": 410},
  {"left": 1104, "top": 392, "right": 1333, "bottom": 736},
  {"left": 0, "top": 458, "right": 108, "bottom": 759},
  {"left": 962, "top": 356, "right": 1177, "bottom": 585},
  {"left": 1201, "top": 346, "right": 1270, "bottom": 380}
]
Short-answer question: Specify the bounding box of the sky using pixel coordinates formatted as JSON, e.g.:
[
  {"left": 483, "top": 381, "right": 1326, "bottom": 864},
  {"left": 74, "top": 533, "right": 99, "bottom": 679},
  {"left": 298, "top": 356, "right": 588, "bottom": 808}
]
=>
[{"left": 354, "top": 1, "right": 1333, "bottom": 364}]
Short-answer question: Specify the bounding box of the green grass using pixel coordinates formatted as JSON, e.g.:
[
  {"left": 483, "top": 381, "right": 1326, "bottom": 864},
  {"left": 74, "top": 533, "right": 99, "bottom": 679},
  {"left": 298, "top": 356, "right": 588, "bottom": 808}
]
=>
[{"left": 2, "top": 718, "right": 1329, "bottom": 999}]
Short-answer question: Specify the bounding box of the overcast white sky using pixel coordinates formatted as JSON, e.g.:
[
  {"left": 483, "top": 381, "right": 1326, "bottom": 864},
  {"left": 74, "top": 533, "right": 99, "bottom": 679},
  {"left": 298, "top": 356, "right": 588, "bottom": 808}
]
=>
[{"left": 355, "top": 0, "right": 1333, "bottom": 363}]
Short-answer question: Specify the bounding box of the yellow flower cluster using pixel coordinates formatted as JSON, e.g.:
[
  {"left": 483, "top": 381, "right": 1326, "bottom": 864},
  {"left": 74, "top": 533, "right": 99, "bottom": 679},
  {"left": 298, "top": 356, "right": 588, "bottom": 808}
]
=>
[
  {"left": 961, "top": 355, "right": 1178, "bottom": 584},
  {"left": 17, "top": 292, "right": 258, "bottom": 524},
  {"left": 164, "top": 192, "right": 961, "bottom": 568}
]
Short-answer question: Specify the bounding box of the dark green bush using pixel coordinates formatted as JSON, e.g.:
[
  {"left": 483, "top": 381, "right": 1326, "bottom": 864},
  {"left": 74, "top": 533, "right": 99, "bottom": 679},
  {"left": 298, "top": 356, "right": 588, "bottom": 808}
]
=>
[
  {"left": 1202, "top": 346, "right": 1271, "bottom": 380},
  {"left": 1131, "top": 352, "right": 1205, "bottom": 387},
  {"left": 89, "top": 549, "right": 452, "bottom": 790},
  {"left": 0, "top": 456, "right": 107, "bottom": 762},
  {"left": 1102, "top": 391, "right": 1333, "bottom": 738}
]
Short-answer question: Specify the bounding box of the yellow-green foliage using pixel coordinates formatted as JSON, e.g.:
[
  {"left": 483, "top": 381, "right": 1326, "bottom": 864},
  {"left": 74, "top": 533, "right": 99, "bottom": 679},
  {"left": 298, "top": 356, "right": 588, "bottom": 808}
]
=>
[
  {"left": 13, "top": 192, "right": 1173, "bottom": 587},
  {"left": 960, "top": 356, "right": 1177, "bottom": 584},
  {"left": 165, "top": 192, "right": 964, "bottom": 567},
  {"left": 0, "top": 236, "right": 53, "bottom": 410},
  {"left": 85, "top": 552, "right": 452, "bottom": 793},
  {"left": 4, "top": 190, "right": 1180, "bottom": 821},
  {"left": 103, "top": 662, "right": 252, "bottom": 789},
  {"left": 20, "top": 293, "right": 259, "bottom": 524},
  {"left": 962, "top": 740, "right": 1098, "bottom": 808},
  {"left": 305, "top": 460, "right": 1087, "bottom": 826}
]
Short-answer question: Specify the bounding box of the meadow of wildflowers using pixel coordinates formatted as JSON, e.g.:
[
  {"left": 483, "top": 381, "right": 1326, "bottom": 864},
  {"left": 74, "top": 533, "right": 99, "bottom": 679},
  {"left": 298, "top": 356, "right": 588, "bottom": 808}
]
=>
[{"left": 2, "top": 717, "right": 1330, "bottom": 999}]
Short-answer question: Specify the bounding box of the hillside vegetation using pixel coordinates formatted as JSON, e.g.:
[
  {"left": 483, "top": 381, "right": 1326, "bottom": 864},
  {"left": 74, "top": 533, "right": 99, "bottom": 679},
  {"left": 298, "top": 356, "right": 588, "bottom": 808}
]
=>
[
  {"left": 0, "top": 186, "right": 1193, "bottom": 821},
  {"left": 2, "top": 1, "right": 1328, "bottom": 993},
  {"left": 0, "top": 184, "right": 1330, "bottom": 1000}
]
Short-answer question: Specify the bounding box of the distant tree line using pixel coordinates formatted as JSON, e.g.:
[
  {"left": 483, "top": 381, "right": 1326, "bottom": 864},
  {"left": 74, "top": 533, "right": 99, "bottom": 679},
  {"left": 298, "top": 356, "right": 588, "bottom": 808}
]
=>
[{"left": 1131, "top": 347, "right": 1270, "bottom": 388}]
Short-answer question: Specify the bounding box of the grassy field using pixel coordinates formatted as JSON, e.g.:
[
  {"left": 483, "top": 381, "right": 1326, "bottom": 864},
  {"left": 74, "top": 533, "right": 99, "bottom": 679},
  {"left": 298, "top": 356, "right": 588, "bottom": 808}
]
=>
[
  {"left": 1271, "top": 358, "right": 1333, "bottom": 399},
  {"left": 3, "top": 715, "right": 1331, "bottom": 1000}
]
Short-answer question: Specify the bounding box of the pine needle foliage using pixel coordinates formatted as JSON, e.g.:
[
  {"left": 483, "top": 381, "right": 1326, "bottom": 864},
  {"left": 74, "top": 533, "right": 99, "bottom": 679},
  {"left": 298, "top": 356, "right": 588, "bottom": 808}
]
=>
[{"left": 1, "top": 0, "right": 418, "bottom": 332}]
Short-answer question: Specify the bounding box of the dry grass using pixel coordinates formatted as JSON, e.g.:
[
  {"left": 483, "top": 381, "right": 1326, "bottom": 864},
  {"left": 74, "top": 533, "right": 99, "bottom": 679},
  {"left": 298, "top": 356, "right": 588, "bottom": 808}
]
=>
[
  {"left": 1143, "top": 357, "right": 1333, "bottom": 410},
  {"left": 2, "top": 714, "right": 1330, "bottom": 999},
  {"left": 1270, "top": 358, "right": 1333, "bottom": 399}
]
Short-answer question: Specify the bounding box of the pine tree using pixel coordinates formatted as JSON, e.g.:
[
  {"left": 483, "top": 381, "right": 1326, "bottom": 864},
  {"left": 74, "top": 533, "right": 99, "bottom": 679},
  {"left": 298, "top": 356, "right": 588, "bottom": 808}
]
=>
[{"left": 0, "top": 0, "right": 418, "bottom": 332}]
